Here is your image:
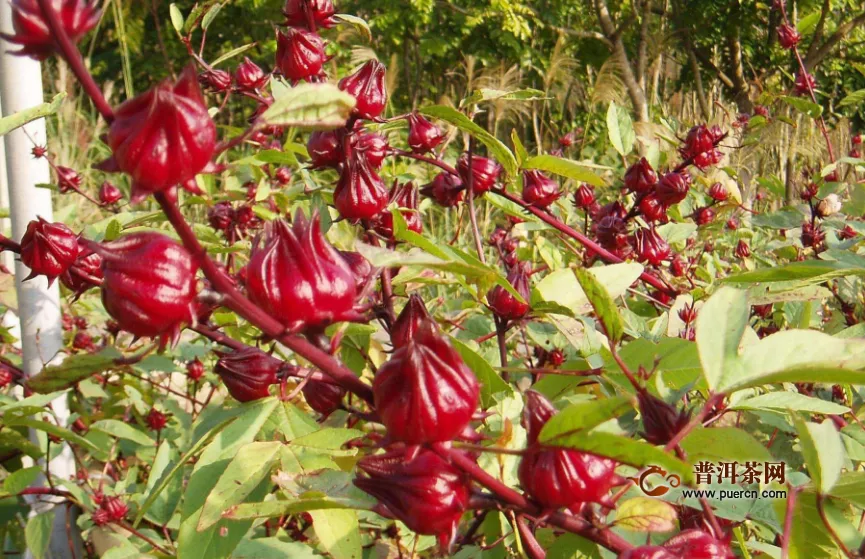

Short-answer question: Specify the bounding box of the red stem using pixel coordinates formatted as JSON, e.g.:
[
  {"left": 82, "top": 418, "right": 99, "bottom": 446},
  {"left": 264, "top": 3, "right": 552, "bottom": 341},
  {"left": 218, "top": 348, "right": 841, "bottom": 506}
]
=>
[
  {"left": 154, "top": 193, "right": 375, "bottom": 404},
  {"left": 33, "top": 0, "right": 114, "bottom": 122}
]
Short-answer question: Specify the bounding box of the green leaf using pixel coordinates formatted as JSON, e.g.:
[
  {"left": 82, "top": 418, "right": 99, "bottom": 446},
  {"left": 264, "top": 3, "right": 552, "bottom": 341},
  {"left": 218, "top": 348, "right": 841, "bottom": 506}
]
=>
[
  {"left": 826, "top": 471, "right": 865, "bottom": 508},
  {"left": 774, "top": 491, "right": 839, "bottom": 559},
  {"left": 5, "top": 417, "right": 99, "bottom": 453},
  {"left": 681, "top": 427, "right": 773, "bottom": 463},
  {"left": 794, "top": 417, "right": 844, "bottom": 494},
  {"left": 694, "top": 287, "right": 749, "bottom": 392},
  {"left": 104, "top": 219, "right": 122, "bottom": 241},
  {"left": 90, "top": 419, "right": 155, "bottom": 446},
  {"left": 197, "top": 441, "right": 282, "bottom": 531},
  {"left": 460, "top": 88, "right": 546, "bottom": 107},
  {"left": 169, "top": 4, "right": 184, "bottom": 34},
  {"left": 419, "top": 105, "right": 517, "bottom": 175},
  {"left": 0, "top": 92, "right": 66, "bottom": 137},
  {"left": 25, "top": 511, "right": 54, "bottom": 559},
  {"left": 511, "top": 129, "right": 528, "bottom": 165},
  {"left": 730, "top": 392, "right": 849, "bottom": 415},
  {"left": 201, "top": 2, "right": 222, "bottom": 29},
  {"left": 309, "top": 509, "right": 362, "bottom": 559},
  {"left": 538, "top": 396, "right": 633, "bottom": 444},
  {"left": 333, "top": 14, "right": 371, "bottom": 41},
  {"left": 550, "top": 430, "right": 693, "bottom": 483},
  {"left": 234, "top": 538, "right": 322, "bottom": 559},
  {"left": 0, "top": 429, "right": 41, "bottom": 459},
  {"left": 574, "top": 267, "right": 625, "bottom": 343},
  {"left": 522, "top": 154, "right": 605, "bottom": 187},
  {"left": 450, "top": 338, "right": 512, "bottom": 408},
  {"left": 27, "top": 350, "right": 118, "bottom": 393},
  {"left": 606, "top": 101, "right": 635, "bottom": 157},
  {"left": 781, "top": 95, "right": 823, "bottom": 118},
  {"left": 838, "top": 89, "right": 865, "bottom": 109},
  {"left": 3, "top": 467, "right": 40, "bottom": 495},
  {"left": 262, "top": 83, "right": 356, "bottom": 130},
  {"left": 615, "top": 497, "right": 677, "bottom": 532},
  {"left": 211, "top": 43, "right": 256, "bottom": 67},
  {"left": 142, "top": 440, "right": 182, "bottom": 525},
  {"left": 532, "top": 263, "right": 643, "bottom": 314}
]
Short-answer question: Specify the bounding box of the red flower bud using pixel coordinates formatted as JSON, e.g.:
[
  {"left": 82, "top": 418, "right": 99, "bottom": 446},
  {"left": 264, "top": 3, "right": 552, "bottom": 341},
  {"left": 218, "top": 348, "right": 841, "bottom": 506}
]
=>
[
  {"left": 777, "top": 24, "right": 801, "bottom": 49},
  {"left": 422, "top": 173, "right": 464, "bottom": 207},
  {"left": 339, "top": 60, "right": 388, "bottom": 120},
  {"left": 663, "top": 529, "right": 734, "bottom": 559},
  {"left": 372, "top": 182, "right": 422, "bottom": 239},
  {"left": 214, "top": 348, "right": 280, "bottom": 402},
  {"left": 726, "top": 218, "right": 738, "bottom": 230},
  {"left": 31, "top": 145, "right": 47, "bottom": 158},
  {"left": 187, "top": 358, "right": 205, "bottom": 381},
  {"left": 695, "top": 207, "right": 715, "bottom": 226},
  {"left": 634, "top": 227, "right": 671, "bottom": 266},
  {"left": 655, "top": 171, "right": 690, "bottom": 206},
  {"left": 302, "top": 379, "right": 345, "bottom": 416},
  {"left": 850, "top": 148, "right": 861, "bottom": 159},
  {"left": 198, "top": 68, "right": 232, "bottom": 92},
  {"left": 72, "top": 331, "right": 95, "bottom": 352},
  {"left": 801, "top": 221, "right": 825, "bottom": 249},
  {"left": 853, "top": 134, "right": 863, "bottom": 145},
  {"left": 839, "top": 225, "right": 857, "bottom": 240},
  {"left": 98, "top": 181, "right": 123, "bottom": 205},
  {"left": 352, "top": 130, "right": 389, "bottom": 168},
  {"left": 334, "top": 152, "right": 389, "bottom": 221},
  {"left": 98, "top": 233, "right": 198, "bottom": 346},
  {"left": 681, "top": 125, "right": 715, "bottom": 160},
  {"left": 637, "top": 390, "right": 691, "bottom": 445},
  {"left": 56, "top": 166, "right": 82, "bottom": 193},
  {"left": 337, "top": 250, "right": 373, "bottom": 289},
  {"left": 274, "top": 167, "right": 292, "bottom": 185},
  {"left": 390, "top": 294, "right": 433, "bottom": 348},
  {"left": 145, "top": 408, "right": 168, "bottom": 431},
  {"left": 573, "top": 184, "right": 596, "bottom": 209},
  {"left": 594, "top": 215, "right": 628, "bottom": 251},
  {"left": 457, "top": 153, "right": 502, "bottom": 195},
  {"left": 735, "top": 239, "right": 751, "bottom": 258},
  {"left": 693, "top": 149, "right": 724, "bottom": 170},
  {"left": 0, "top": 366, "right": 13, "bottom": 389},
  {"left": 208, "top": 202, "right": 234, "bottom": 232},
  {"left": 670, "top": 255, "right": 687, "bottom": 277},
  {"left": 487, "top": 262, "right": 531, "bottom": 321},
  {"left": 794, "top": 72, "right": 816, "bottom": 95},
  {"left": 275, "top": 28, "right": 325, "bottom": 83},
  {"left": 559, "top": 130, "right": 580, "bottom": 148},
  {"left": 518, "top": 391, "right": 618, "bottom": 508},
  {"left": 246, "top": 211, "right": 357, "bottom": 332},
  {"left": 59, "top": 242, "right": 102, "bottom": 297},
  {"left": 407, "top": 113, "right": 444, "bottom": 153},
  {"left": 354, "top": 448, "right": 470, "bottom": 548},
  {"left": 639, "top": 194, "right": 668, "bottom": 223},
  {"left": 522, "top": 170, "right": 560, "bottom": 208},
  {"left": 708, "top": 182, "right": 728, "bottom": 202},
  {"left": 754, "top": 105, "right": 770, "bottom": 118},
  {"left": 2, "top": 0, "right": 100, "bottom": 59},
  {"left": 282, "top": 0, "right": 335, "bottom": 29},
  {"left": 307, "top": 131, "right": 342, "bottom": 168},
  {"left": 624, "top": 157, "right": 658, "bottom": 193},
  {"left": 233, "top": 57, "right": 268, "bottom": 91},
  {"left": 101, "top": 66, "right": 216, "bottom": 203},
  {"left": 101, "top": 497, "right": 129, "bottom": 523},
  {"left": 19, "top": 217, "right": 79, "bottom": 285},
  {"left": 373, "top": 322, "right": 479, "bottom": 444}
]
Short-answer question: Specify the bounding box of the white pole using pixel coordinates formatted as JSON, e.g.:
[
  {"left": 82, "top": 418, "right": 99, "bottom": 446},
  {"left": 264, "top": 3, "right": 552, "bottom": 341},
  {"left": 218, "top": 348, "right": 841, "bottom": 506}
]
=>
[
  {"left": 0, "top": 92, "right": 12, "bottom": 273},
  {"left": 0, "top": 6, "right": 80, "bottom": 558}
]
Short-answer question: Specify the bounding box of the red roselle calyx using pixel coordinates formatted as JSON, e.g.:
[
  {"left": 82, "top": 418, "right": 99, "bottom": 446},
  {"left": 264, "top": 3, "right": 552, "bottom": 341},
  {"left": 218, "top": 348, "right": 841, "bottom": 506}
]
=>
[
  {"left": 695, "top": 207, "right": 715, "bottom": 226},
  {"left": 246, "top": 211, "right": 358, "bottom": 332},
  {"left": 634, "top": 227, "right": 671, "bottom": 266},
  {"left": 662, "top": 529, "right": 735, "bottom": 559},
  {"left": 735, "top": 239, "right": 751, "bottom": 258},
  {"left": 619, "top": 545, "right": 676, "bottom": 559},
  {"left": 339, "top": 60, "right": 388, "bottom": 120},
  {"left": 56, "top": 166, "right": 82, "bottom": 193},
  {"left": 522, "top": 170, "right": 560, "bottom": 208},
  {"left": 307, "top": 131, "right": 342, "bottom": 168},
  {"left": 655, "top": 171, "right": 690, "bottom": 206},
  {"left": 457, "top": 153, "right": 502, "bottom": 195},
  {"left": 352, "top": 131, "right": 389, "bottom": 168},
  {"left": 283, "top": 0, "right": 336, "bottom": 29},
  {"left": 2, "top": 0, "right": 100, "bottom": 60},
  {"left": 302, "top": 379, "right": 345, "bottom": 417},
  {"left": 708, "top": 182, "right": 728, "bottom": 202},
  {"left": 373, "top": 321, "right": 479, "bottom": 444},
  {"left": 354, "top": 448, "right": 470, "bottom": 549},
  {"left": 390, "top": 293, "right": 432, "bottom": 348},
  {"left": 421, "top": 172, "right": 464, "bottom": 207},
  {"left": 637, "top": 390, "right": 691, "bottom": 446},
  {"left": 98, "top": 181, "right": 123, "bottom": 205},
  {"left": 145, "top": 408, "right": 168, "bottom": 431},
  {"left": 407, "top": 112, "right": 444, "bottom": 153},
  {"left": 233, "top": 57, "right": 269, "bottom": 91},
  {"left": 795, "top": 72, "right": 816, "bottom": 95},
  {"left": 100, "top": 66, "right": 216, "bottom": 203},
  {"left": 624, "top": 157, "right": 658, "bottom": 193},
  {"left": 186, "top": 358, "right": 205, "bottom": 382},
  {"left": 59, "top": 243, "right": 102, "bottom": 297},
  {"left": 777, "top": 24, "right": 801, "bottom": 49},
  {"left": 372, "top": 182, "right": 422, "bottom": 239},
  {"left": 639, "top": 194, "right": 668, "bottom": 223},
  {"left": 214, "top": 348, "right": 280, "bottom": 402},
  {"left": 487, "top": 262, "right": 531, "bottom": 321},
  {"left": 337, "top": 249, "right": 373, "bottom": 289},
  {"left": 334, "top": 152, "right": 389, "bottom": 221},
  {"left": 97, "top": 232, "right": 198, "bottom": 347},
  {"left": 198, "top": 68, "right": 232, "bottom": 92},
  {"left": 519, "top": 391, "right": 618, "bottom": 508},
  {"left": 275, "top": 28, "right": 325, "bottom": 83},
  {"left": 19, "top": 218, "right": 79, "bottom": 285},
  {"left": 573, "top": 184, "right": 596, "bottom": 209}
]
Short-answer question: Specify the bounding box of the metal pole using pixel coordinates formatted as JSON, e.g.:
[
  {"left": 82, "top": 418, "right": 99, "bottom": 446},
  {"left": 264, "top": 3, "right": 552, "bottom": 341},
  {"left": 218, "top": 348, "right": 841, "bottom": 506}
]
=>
[{"left": 0, "top": 6, "right": 80, "bottom": 558}]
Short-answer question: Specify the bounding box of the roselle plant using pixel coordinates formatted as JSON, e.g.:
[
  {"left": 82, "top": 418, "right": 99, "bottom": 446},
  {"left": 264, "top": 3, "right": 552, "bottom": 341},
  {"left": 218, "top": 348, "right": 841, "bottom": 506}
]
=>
[{"left": 1, "top": 0, "right": 865, "bottom": 557}]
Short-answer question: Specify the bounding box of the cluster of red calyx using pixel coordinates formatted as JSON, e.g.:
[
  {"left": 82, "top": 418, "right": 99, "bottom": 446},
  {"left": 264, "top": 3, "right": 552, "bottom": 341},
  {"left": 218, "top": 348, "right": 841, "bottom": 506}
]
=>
[
  {"left": 619, "top": 529, "right": 734, "bottom": 558},
  {"left": 91, "top": 496, "right": 129, "bottom": 527},
  {"left": 794, "top": 71, "right": 816, "bottom": 96},
  {"left": 850, "top": 132, "right": 862, "bottom": 159},
  {"left": 519, "top": 391, "right": 620, "bottom": 509},
  {"left": 776, "top": 24, "right": 801, "bottom": 50},
  {"left": 19, "top": 217, "right": 80, "bottom": 285},
  {"left": 2, "top": 0, "right": 100, "bottom": 59}
]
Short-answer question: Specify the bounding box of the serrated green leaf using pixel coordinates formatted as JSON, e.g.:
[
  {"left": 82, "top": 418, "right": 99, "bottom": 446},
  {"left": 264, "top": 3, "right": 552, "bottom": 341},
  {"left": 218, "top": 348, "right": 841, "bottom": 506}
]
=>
[
  {"left": 730, "top": 392, "right": 849, "bottom": 415},
  {"left": 419, "top": 105, "right": 517, "bottom": 175},
  {"left": 333, "top": 14, "right": 370, "bottom": 41},
  {"left": 450, "top": 338, "right": 512, "bottom": 408},
  {"left": 781, "top": 95, "right": 823, "bottom": 118},
  {"left": 310, "top": 509, "right": 362, "bottom": 559},
  {"left": 794, "top": 417, "right": 844, "bottom": 494},
  {"left": 838, "top": 89, "right": 865, "bottom": 109},
  {"left": 25, "top": 511, "right": 54, "bottom": 559},
  {"left": 461, "top": 88, "right": 546, "bottom": 107},
  {"left": 615, "top": 497, "right": 677, "bottom": 532},
  {"left": 211, "top": 43, "right": 256, "bottom": 67},
  {"left": 574, "top": 267, "right": 625, "bottom": 343},
  {"left": 90, "top": 419, "right": 155, "bottom": 446},
  {"left": 695, "top": 287, "right": 749, "bottom": 392},
  {"left": 262, "top": 83, "right": 355, "bottom": 129},
  {"left": 0, "top": 92, "right": 66, "bottom": 137},
  {"left": 538, "top": 396, "right": 632, "bottom": 444},
  {"left": 522, "top": 154, "right": 604, "bottom": 187},
  {"left": 27, "top": 350, "right": 118, "bottom": 393},
  {"left": 606, "top": 101, "right": 635, "bottom": 157}
]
